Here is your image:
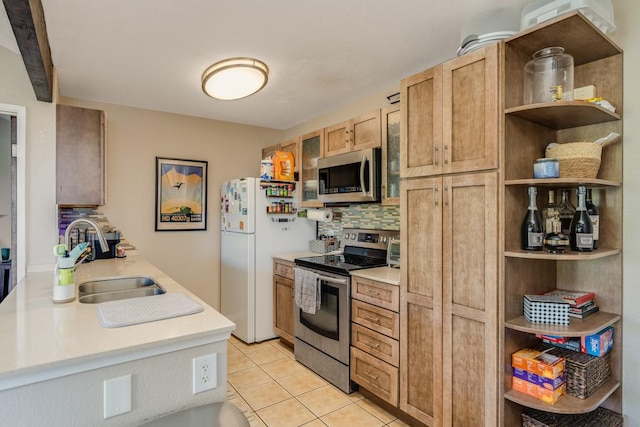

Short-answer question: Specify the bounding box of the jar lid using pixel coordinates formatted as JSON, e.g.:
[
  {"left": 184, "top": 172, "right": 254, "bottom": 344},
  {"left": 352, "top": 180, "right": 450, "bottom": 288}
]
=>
[{"left": 535, "top": 157, "right": 558, "bottom": 163}]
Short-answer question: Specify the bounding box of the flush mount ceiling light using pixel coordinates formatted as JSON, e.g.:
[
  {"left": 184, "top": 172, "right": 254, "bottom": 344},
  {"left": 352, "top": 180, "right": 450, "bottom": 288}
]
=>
[{"left": 201, "top": 57, "right": 269, "bottom": 100}]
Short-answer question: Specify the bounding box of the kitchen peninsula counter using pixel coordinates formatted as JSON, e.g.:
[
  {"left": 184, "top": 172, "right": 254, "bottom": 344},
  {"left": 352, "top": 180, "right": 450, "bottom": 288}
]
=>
[{"left": 0, "top": 255, "right": 235, "bottom": 392}]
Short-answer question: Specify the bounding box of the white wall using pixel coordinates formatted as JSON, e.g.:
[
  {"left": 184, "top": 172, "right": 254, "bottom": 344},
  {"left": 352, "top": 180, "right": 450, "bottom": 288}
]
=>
[
  {"left": 0, "top": 47, "right": 57, "bottom": 270},
  {"left": 613, "top": 0, "right": 640, "bottom": 424}
]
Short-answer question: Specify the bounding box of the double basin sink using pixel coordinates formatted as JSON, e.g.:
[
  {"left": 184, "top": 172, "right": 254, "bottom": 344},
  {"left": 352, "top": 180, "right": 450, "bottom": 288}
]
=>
[{"left": 78, "top": 276, "right": 166, "bottom": 304}]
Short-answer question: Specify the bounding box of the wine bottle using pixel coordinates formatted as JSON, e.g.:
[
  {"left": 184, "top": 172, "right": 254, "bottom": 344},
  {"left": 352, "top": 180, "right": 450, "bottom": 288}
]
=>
[
  {"left": 558, "top": 189, "right": 575, "bottom": 235},
  {"left": 586, "top": 188, "right": 599, "bottom": 249},
  {"left": 521, "top": 186, "right": 544, "bottom": 251},
  {"left": 543, "top": 190, "right": 560, "bottom": 236},
  {"left": 570, "top": 185, "right": 594, "bottom": 252}
]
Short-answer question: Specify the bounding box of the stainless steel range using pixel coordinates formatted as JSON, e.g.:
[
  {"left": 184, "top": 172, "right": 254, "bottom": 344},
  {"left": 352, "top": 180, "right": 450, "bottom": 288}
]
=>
[{"left": 293, "top": 228, "right": 399, "bottom": 393}]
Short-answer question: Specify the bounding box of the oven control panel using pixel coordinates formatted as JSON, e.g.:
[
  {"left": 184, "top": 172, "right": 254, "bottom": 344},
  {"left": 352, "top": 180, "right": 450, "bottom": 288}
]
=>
[{"left": 341, "top": 228, "right": 399, "bottom": 250}]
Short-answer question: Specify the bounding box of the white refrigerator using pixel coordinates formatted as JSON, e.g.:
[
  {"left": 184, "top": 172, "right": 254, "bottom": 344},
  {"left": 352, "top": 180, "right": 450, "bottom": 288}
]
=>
[{"left": 220, "top": 177, "right": 316, "bottom": 343}]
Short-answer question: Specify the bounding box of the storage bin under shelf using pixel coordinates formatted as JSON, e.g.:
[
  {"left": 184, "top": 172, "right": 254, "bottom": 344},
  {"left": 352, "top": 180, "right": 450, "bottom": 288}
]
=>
[{"left": 505, "top": 311, "right": 620, "bottom": 337}]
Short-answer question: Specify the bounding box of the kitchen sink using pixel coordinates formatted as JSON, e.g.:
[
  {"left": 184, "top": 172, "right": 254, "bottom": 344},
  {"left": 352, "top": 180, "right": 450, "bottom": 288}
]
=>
[{"left": 78, "top": 276, "right": 166, "bottom": 303}]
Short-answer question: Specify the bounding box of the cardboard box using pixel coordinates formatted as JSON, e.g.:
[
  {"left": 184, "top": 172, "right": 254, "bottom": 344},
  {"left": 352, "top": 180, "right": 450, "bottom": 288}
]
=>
[
  {"left": 512, "top": 377, "right": 566, "bottom": 404},
  {"left": 512, "top": 348, "right": 565, "bottom": 379},
  {"left": 513, "top": 367, "right": 566, "bottom": 390},
  {"left": 581, "top": 326, "right": 614, "bottom": 357}
]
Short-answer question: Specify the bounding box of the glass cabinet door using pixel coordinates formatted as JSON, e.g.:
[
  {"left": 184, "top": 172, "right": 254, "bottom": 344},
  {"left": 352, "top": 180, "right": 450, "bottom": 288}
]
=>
[
  {"left": 382, "top": 105, "right": 400, "bottom": 205},
  {"left": 300, "top": 130, "right": 324, "bottom": 207}
]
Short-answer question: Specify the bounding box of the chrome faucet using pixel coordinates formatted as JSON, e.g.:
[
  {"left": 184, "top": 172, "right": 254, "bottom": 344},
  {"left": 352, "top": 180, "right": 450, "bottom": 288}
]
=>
[{"left": 64, "top": 218, "right": 109, "bottom": 254}]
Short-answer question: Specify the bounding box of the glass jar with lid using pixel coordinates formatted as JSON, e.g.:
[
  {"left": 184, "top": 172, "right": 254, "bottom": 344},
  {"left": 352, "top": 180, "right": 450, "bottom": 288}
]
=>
[{"left": 524, "top": 46, "right": 574, "bottom": 104}]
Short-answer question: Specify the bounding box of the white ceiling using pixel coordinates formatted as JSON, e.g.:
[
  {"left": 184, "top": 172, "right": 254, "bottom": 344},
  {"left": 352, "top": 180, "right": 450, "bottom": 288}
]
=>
[{"left": 1, "top": 0, "right": 530, "bottom": 130}]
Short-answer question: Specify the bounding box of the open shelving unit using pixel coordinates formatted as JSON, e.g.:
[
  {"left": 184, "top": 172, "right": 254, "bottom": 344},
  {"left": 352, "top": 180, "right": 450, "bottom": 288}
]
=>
[{"left": 501, "top": 11, "right": 623, "bottom": 425}]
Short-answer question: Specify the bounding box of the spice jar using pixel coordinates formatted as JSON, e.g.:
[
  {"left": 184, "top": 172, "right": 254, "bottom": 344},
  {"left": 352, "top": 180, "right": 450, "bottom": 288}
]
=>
[{"left": 524, "top": 47, "right": 574, "bottom": 104}]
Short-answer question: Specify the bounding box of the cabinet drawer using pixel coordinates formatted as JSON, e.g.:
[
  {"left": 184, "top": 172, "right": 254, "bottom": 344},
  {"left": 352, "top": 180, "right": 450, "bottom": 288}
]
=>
[
  {"left": 352, "top": 300, "right": 399, "bottom": 339},
  {"left": 273, "top": 258, "right": 294, "bottom": 280},
  {"left": 351, "top": 346, "right": 399, "bottom": 406},
  {"left": 352, "top": 323, "right": 399, "bottom": 367},
  {"left": 352, "top": 276, "right": 399, "bottom": 312}
]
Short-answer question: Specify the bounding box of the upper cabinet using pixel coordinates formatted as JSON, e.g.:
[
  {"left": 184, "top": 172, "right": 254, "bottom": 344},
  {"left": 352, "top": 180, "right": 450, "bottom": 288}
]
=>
[
  {"left": 300, "top": 130, "right": 324, "bottom": 207},
  {"left": 382, "top": 105, "right": 400, "bottom": 205},
  {"left": 56, "top": 104, "right": 106, "bottom": 206},
  {"left": 324, "top": 110, "right": 381, "bottom": 157},
  {"left": 280, "top": 137, "right": 300, "bottom": 173},
  {"left": 401, "top": 44, "right": 499, "bottom": 178}
]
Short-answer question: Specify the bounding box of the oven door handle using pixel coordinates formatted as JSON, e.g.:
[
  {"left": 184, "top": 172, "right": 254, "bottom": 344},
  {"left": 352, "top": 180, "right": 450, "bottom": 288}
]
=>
[{"left": 317, "top": 274, "right": 348, "bottom": 285}]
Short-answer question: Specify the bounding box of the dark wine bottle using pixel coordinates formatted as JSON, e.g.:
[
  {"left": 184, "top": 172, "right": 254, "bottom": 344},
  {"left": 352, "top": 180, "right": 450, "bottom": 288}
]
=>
[
  {"left": 521, "top": 186, "right": 543, "bottom": 251},
  {"left": 570, "top": 185, "right": 594, "bottom": 252},
  {"left": 586, "top": 188, "right": 599, "bottom": 249}
]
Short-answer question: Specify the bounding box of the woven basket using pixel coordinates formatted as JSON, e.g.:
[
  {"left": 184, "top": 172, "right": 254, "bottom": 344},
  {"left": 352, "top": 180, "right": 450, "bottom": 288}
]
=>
[
  {"left": 537, "top": 344, "right": 611, "bottom": 399},
  {"left": 522, "top": 407, "right": 623, "bottom": 427},
  {"left": 545, "top": 142, "right": 602, "bottom": 179}
]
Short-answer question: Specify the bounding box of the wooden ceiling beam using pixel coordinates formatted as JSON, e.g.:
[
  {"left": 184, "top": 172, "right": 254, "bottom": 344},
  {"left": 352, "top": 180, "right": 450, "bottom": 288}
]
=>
[{"left": 3, "top": 0, "right": 53, "bottom": 102}]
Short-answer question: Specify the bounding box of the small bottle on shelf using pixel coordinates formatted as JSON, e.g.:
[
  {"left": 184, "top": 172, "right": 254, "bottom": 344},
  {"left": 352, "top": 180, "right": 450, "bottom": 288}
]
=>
[
  {"left": 543, "top": 190, "right": 560, "bottom": 236},
  {"left": 544, "top": 221, "right": 570, "bottom": 253},
  {"left": 557, "top": 189, "right": 575, "bottom": 235},
  {"left": 521, "top": 186, "right": 544, "bottom": 251},
  {"left": 586, "top": 188, "right": 600, "bottom": 249},
  {"left": 570, "top": 185, "right": 594, "bottom": 252}
]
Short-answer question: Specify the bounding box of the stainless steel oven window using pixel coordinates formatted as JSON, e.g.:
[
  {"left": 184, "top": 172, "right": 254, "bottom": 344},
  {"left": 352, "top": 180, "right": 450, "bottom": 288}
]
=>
[{"left": 299, "top": 283, "right": 340, "bottom": 340}]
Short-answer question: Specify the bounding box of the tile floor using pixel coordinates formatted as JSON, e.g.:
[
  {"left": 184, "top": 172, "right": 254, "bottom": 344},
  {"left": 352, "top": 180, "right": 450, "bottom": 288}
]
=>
[{"left": 225, "top": 336, "right": 410, "bottom": 427}]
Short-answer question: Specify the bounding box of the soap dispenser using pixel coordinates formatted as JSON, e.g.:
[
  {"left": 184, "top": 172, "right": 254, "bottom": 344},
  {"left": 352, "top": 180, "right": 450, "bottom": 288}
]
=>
[{"left": 53, "top": 244, "right": 76, "bottom": 303}]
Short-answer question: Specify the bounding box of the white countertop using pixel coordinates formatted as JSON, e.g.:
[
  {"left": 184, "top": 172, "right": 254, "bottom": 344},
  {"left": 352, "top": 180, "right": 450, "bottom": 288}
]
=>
[
  {"left": 0, "top": 255, "right": 235, "bottom": 391},
  {"left": 272, "top": 250, "right": 342, "bottom": 263},
  {"left": 350, "top": 266, "right": 401, "bottom": 285}
]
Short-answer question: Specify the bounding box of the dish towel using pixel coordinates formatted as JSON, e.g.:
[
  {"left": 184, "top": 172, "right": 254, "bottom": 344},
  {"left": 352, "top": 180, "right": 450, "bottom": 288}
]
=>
[{"left": 294, "top": 268, "right": 320, "bottom": 314}]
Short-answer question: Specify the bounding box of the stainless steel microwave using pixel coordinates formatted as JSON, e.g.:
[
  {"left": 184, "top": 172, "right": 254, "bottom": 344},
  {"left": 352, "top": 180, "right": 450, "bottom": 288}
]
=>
[{"left": 317, "top": 147, "right": 381, "bottom": 204}]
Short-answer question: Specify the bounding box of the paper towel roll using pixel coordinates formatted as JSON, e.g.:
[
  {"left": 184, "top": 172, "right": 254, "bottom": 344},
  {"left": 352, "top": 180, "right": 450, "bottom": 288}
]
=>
[{"left": 307, "top": 209, "right": 333, "bottom": 222}]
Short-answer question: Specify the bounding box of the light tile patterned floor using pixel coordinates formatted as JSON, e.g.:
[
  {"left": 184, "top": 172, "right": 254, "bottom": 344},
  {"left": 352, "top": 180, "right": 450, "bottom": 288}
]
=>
[{"left": 226, "top": 336, "right": 410, "bottom": 427}]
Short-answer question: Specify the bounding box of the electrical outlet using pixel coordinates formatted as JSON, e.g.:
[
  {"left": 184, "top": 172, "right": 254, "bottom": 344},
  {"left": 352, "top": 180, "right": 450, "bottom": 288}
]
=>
[{"left": 193, "top": 353, "right": 217, "bottom": 394}]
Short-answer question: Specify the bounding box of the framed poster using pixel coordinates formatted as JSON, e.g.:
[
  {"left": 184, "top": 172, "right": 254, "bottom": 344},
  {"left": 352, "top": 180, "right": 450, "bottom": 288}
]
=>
[{"left": 155, "top": 157, "right": 208, "bottom": 231}]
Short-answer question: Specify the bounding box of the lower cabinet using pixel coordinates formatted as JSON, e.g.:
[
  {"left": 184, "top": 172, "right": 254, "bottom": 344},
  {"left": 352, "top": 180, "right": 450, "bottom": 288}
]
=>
[
  {"left": 350, "top": 275, "right": 400, "bottom": 406},
  {"left": 273, "top": 258, "right": 295, "bottom": 345}
]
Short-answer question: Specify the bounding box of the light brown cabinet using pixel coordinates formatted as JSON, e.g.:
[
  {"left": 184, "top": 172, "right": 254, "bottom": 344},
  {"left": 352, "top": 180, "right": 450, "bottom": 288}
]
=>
[
  {"left": 324, "top": 110, "right": 381, "bottom": 157},
  {"left": 350, "top": 275, "right": 400, "bottom": 406},
  {"left": 501, "top": 12, "right": 623, "bottom": 424},
  {"left": 273, "top": 258, "right": 295, "bottom": 345},
  {"left": 400, "top": 44, "right": 498, "bottom": 179},
  {"left": 400, "top": 172, "right": 499, "bottom": 426},
  {"left": 280, "top": 137, "right": 299, "bottom": 173},
  {"left": 300, "top": 130, "right": 324, "bottom": 207},
  {"left": 382, "top": 105, "right": 401, "bottom": 205},
  {"left": 56, "top": 104, "right": 106, "bottom": 206}
]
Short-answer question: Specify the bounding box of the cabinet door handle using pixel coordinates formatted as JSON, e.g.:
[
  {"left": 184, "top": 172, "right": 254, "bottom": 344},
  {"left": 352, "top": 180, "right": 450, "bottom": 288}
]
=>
[
  {"left": 434, "top": 145, "right": 439, "bottom": 166},
  {"left": 444, "top": 144, "right": 449, "bottom": 165},
  {"left": 444, "top": 186, "right": 449, "bottom": 206},
  {"left": 434, "top": 185, "right": 439, "bottom": 206},
  {"left": 365, "top": 341, "right": 380, "bottom": 349},
  {"left": 366, "top": 290, "right": 381, "bottom": 297},
  {"left": 363, "top": 371, "right": 379, "bottom": 381},
  {"left": 364, "top": 314, "right": 381, "bottom": 323}
]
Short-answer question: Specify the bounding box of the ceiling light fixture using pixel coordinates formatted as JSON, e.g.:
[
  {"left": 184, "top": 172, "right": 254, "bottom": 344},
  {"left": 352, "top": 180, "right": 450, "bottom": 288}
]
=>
[{"left": 201, "top": 57, "right": 269, "bottom": 100}]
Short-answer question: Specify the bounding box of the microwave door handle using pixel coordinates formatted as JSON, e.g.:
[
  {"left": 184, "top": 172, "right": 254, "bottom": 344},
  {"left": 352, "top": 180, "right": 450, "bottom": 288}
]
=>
[
  {"left": 317, "top": 274, "right": 348, "bottom": 285},
  {"left": 360, "top": 156, "right": 368, "bottom": 196}
]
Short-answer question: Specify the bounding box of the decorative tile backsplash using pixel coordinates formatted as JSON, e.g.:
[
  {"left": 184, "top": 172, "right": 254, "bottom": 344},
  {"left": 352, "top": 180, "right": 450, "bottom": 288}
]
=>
[
  {"left": 57, "top": 207, "right": 137, "bottom": 250},
  {"left": 317, "top": 204, "right": 399, "bottom": 236}
]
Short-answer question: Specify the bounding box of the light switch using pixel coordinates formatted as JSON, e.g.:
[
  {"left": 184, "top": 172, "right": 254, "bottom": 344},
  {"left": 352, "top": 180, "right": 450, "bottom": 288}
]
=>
[{"left": 104, "top": 374, "right": 132, "bottom": 419}]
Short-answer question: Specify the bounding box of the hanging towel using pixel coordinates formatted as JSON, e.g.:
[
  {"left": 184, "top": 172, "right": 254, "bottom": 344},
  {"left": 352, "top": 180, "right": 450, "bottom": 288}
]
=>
[{"left": 294, "top": 267, "right": 320, "bottom": 314}]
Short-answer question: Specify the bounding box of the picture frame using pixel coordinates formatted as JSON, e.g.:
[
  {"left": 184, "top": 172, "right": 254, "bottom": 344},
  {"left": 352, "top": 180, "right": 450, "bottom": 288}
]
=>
[{"left": 155, "top": 157, "right": 208, "bottom": 231}]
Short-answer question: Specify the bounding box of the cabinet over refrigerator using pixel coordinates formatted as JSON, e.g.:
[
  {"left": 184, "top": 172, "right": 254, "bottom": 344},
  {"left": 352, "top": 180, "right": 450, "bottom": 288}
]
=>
[{"left": 220, "top": 177, "right": 316, "bottom": 343}]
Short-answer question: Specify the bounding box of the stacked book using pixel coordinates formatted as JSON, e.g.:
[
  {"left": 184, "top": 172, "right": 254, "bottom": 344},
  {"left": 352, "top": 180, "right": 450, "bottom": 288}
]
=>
[
  {"left": 523, "top": 294, "right": 570, "bottom": 325},
  {"left": 543, "top": 289, "right": 599, "bottom": 319}
]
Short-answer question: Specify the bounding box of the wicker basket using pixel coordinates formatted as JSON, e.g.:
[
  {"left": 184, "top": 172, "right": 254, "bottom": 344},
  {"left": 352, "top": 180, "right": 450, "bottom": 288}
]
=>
[
  {"left": 522, "top": 407, "right": 623, "bottom": 427},
  {"left": 309, "top": 239, "right": 340, "bottom": 253},
  {"left": 545, "top": 142, "right": 602, "bottom": 179},
  {"left": 537, "top": 344, "right": 611, "bottom": 399}
]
